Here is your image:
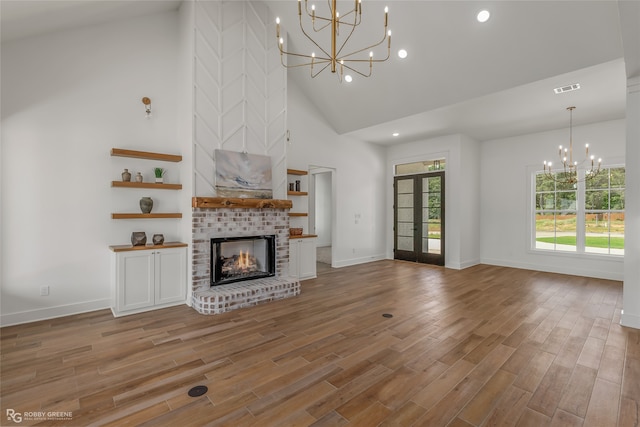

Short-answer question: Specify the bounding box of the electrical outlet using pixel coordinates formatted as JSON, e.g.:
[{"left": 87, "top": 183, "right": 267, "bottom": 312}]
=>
[{"left": 40, "top": 286, "right": 49, "bottom": 296}]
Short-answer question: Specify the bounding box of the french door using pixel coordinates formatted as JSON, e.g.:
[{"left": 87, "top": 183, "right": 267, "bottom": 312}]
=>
[{"left": 394, "top": 172, "right": 445, "bottom": 266}]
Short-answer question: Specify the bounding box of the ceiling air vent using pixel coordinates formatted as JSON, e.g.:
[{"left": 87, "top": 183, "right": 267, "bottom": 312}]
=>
[{"left": 554, "top": 83, "right": 581, "bottom": 94}]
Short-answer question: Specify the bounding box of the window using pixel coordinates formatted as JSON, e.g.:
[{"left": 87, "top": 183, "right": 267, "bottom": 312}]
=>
[
  {"left": 534, "top": 167, "right": 624, "bottom": 255},
  {"left": 395, "top": 159, "right": 445, "bottom": 175}
]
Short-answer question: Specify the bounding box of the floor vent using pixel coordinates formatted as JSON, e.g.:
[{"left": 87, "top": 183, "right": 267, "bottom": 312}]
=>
[{"left": 188, "top": 385, "right": 208, "bottom": 397}]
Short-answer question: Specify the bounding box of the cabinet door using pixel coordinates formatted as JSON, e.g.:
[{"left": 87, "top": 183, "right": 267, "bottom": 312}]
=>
[
  {"left": 298, "top": 238, "right": 317, "bottom": 280},
  {"left": 118, "top": 251, "right": 154, "bottom": 312},
  {"left": 289, "top": 240, "right": 299, "bottom": 278},
  {"left": 155, "top": 247, "right": 187, "bottom": 305}
]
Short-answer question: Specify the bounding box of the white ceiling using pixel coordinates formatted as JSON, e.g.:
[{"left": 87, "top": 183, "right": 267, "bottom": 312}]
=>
[{"left": 1, "top": 0, "right": 637, "bottom": 145}]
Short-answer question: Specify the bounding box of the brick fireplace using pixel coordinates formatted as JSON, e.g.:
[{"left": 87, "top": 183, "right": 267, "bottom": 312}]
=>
[{"left": 191, "top": 197, "right": 300, "bottom": 315}]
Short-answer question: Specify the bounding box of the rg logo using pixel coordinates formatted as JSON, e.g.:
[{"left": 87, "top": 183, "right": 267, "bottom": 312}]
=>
[{"left": 6, "top": 409, "right": 22, "bottom": 423}]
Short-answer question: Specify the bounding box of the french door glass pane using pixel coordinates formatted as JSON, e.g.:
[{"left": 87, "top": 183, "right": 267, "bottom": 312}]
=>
[
  {"left": 397, "top": 208, "right": 413, "bottom": 222},
  {"left": 398, "top": 237, "right": 414, "bottom": 251},
  {"left": 396, "top": 178, "right": 414, "bottom": 252},
  {"left": 397, "top": 179, "right": 413, "bottom": 194},
  {"left": 397, "top": 194, "right": 413, "bottom": 207}
]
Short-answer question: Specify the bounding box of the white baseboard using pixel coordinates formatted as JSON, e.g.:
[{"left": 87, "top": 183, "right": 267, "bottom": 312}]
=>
[
  {"left": 445, "top": 259, "right": 481, "bottom": 270},
  {"left": 480, "top": 257, "right": 624, "bottom": 281},
  {"left": 0, "top": 299, "right": 110, "bottom": 327},
  {"left": 621, "top": 310, "right": 640, "bottom": 330},
  {"left": 332, "top": 254, "right": 386, "bottom": 268}
]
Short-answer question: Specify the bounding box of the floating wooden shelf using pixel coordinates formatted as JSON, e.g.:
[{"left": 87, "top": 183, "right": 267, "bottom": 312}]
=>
[
  {"left": 192, "top": 197, "right": 292, "bottom": 209},
  {"left": 289, "top": 234, "right": 317, "bottom": 239},
  {"left": 287, "top": 168, "right": 308, "bottom": 176},
  {"left": 111, "top": 181, "right": 182, "bottom": 190},
  {"left": 288, "top": 212, "right": 308, "bottom": 217},
  {"left": 287, "top": 191, "right": 308, "bottom": 196},
  {"left": 109, "top": 242, "right": 188, "bottom": 252},
  {"left": 111, "top": 148, "right": 182, "bottom": 163},
  {"left": 111, "top": 213, "right": 183, "bottom": 219}
]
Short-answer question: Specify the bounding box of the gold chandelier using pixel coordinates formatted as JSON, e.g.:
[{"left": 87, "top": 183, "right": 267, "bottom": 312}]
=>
[
  {"left": 543, "top": 106, "right": 602, "bottom": 184},
  {"left": 276, "top": 0, "right": 391, "bottom": 82}
]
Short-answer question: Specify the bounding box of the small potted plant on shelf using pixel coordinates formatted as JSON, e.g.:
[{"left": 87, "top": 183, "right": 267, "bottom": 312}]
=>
[{"left": 154, "top": 167, "right": 166, "bottom": 184}]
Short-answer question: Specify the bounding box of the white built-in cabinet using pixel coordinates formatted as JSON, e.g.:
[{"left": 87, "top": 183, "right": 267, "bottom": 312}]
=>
[
  {"left": 289, "top": 237, "right": 317, "bottom": 280},
  {"left": 110, "top": 243, "right": 187, "bottom": 316}
]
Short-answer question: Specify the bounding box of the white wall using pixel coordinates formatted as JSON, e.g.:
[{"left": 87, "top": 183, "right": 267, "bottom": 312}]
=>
[
  {"left": 287, "top": 79, "right": 387, "bottom": 267},
  {"left": 385, "top": 134, "right": 481, "bottom": 269},
  {"left": 1, "top": 11, "right": 181, "bottom": 325},
  {"left": 480, "top": 119, "right": 626, "bottom": 280}
]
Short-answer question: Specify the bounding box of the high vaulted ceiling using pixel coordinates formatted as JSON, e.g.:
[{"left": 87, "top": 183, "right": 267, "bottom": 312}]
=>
[{"left": 2, "top": 1, "right": 638, "bottom": 145}]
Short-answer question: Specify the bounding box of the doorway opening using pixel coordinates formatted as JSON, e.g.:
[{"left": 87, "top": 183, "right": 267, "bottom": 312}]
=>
[{"left": 310, "top": 167, "right": 336, "bottom": 271}]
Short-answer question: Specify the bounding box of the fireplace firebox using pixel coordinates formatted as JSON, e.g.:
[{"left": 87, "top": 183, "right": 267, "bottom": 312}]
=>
[{"left": 210, "top": 235, "right": 276, "bottom": 286}]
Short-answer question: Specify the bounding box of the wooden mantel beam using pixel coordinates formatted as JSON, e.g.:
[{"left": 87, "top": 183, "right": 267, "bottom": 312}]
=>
[{"left": 192, "top": 197, "right": 292, "bottom": 209}]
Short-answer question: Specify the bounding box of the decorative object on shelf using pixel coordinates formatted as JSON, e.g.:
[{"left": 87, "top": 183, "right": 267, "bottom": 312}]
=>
[
  {"left": 131, "top": 231, "right": 147, "bottom": 246},
  {"left": 275, "top": 0, "right": 392, "bottom": 82},
  {"left": 290, "top": 227, "right": 303, "bottom": 236},
  {"left": 139, "top": 197, "right": 153, "bottom": 214},
  {"left": 543, "top": 106, "right": 602, "bottom": 185},
  {"left": 142, "top": 97, "right": 152, "bottom": 119},
  {"left": 135, "top": 172, "right": 143, "bottom": 182},
  {"left": 154, "top": 167, "right": 166, "bottom": 183},
  {"left": 152, "top": 234, "right": 165, "bottom": 245},
  {"left": 289, "top": 183, "right": 295, "bottom": 191},
  {"left": 215, "top": 149, "right": 273, "bottom": 199},
  {"left": 295, "top": 180, "right": 301, "bottom": 192},
  {"left": 121, "top": 169, "right": 131, "bottom": 182}
]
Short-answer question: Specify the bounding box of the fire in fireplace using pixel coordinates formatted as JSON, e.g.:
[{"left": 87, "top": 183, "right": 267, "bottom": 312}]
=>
[{"left": 211, "top": 235, "right": 276, "bottom": 286}]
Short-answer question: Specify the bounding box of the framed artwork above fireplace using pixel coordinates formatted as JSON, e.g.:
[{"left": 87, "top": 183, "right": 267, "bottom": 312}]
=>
[{"left": 214, "top": 149, "right": 273, "bottom": 199}]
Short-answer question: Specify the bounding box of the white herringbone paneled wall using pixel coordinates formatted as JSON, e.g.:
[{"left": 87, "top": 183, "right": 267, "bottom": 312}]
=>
[{"left": 193, "top": 0, "right": 287, "bottom": 198}]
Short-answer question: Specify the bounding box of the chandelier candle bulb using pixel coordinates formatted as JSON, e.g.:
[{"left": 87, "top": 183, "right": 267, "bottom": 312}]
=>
[{"left": 276, "top": 17, "right": 280, "bottom": 37}]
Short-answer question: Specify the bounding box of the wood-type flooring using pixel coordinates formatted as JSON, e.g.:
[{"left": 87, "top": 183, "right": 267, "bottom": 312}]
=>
[{"left": 1, "top": 261, "right": 639, "bottom": 426}]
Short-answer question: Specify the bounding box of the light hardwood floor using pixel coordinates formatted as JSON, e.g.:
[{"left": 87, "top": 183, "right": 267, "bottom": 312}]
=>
[{"left": 1, "top": 261, "right": 638, "bottom": 426}]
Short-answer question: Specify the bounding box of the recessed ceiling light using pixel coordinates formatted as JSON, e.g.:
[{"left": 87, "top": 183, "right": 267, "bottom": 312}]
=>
[
  {"left": 398, "top": 49, "right": 408, "bottom": 59},
  {"left": 392, "top": 132, "right": 400, "bottom": 137},
  {"left": 477, "top": 10, "right": 490, "bottom": 23},
  {"left": 345, "top": 75, "right": 353, "bottom": 83}
]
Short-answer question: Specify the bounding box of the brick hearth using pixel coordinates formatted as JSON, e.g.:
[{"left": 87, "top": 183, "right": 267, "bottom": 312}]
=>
[{"left": 191, "top": 205, "right": 300, "bottom": 315}]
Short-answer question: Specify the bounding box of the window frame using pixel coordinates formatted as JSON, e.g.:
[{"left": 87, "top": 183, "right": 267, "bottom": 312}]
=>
[{"left": 530, "top": 164, "right": 625, "bottom": 258}]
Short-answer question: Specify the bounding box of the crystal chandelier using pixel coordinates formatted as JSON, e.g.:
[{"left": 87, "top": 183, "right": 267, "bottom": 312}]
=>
[
  {"left": 543, "top": 106, "right": 602, "bottom": 184},
  {"left": 275, "top": 0, "right": 391, "bottom": 82}
]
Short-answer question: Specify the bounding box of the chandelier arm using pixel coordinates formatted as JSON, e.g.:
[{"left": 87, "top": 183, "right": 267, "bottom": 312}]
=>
[
  {"left": 313, "top": 19, "right": 332, "bottom": 32},
  {"left": 340, "top": 62, "right": 372, "bottom": 78},
  {"left": 279, "top": 44, "right": 332, "bottom": 67},
  {"left": 335, "top": 9, "right": 359, "bottom": 58},
  {"left": 298, "top": 14, "right": 332, "bottom": 59},
  {"left": 341, "top": 45, "right": 390, "bottom": 63},
  {"left": 338, "top": 26, "right": 388, "bottom": 59},
  {"left": 311, "top": 62, "right": 332, "bottom": 78}
]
